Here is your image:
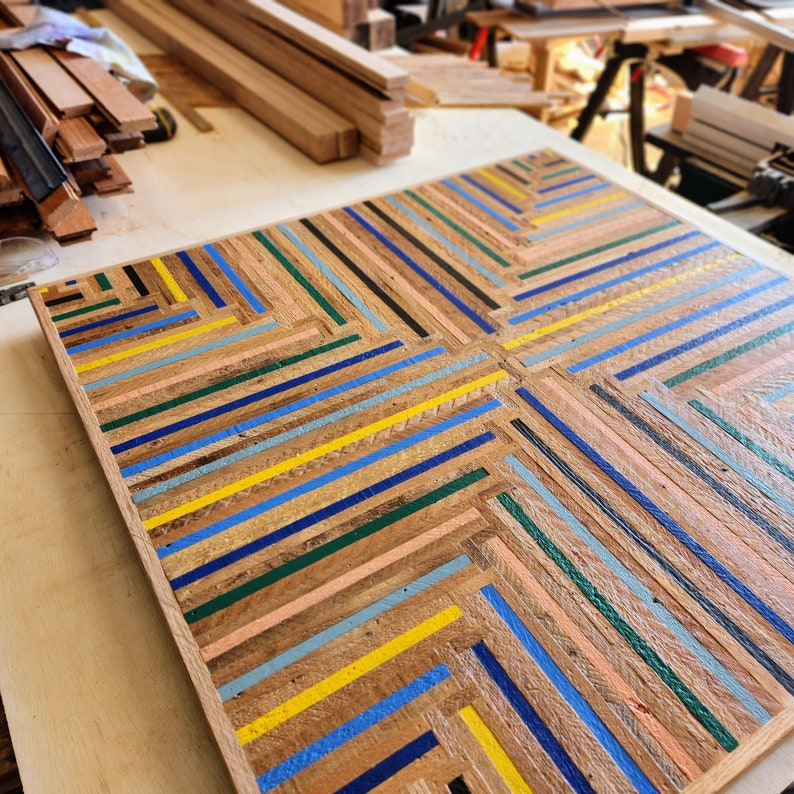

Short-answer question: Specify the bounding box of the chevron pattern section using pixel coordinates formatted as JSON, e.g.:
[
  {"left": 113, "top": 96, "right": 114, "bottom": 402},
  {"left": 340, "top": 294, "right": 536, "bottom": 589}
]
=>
[{"left": 31, "top": 150, "right": 794, "bottom": 794}]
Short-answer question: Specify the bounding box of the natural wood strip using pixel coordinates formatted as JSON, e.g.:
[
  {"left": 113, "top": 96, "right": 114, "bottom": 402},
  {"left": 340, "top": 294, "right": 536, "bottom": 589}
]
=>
[
  {"left": 0, "top": 50, "right": 59, "bottom": 145},
  {"left": 54, "top": 116, "right": 107, "bottom": 163}
]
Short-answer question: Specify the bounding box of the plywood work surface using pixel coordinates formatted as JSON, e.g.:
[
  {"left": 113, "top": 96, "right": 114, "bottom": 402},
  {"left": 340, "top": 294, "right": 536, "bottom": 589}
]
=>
[{"left": 30, "top": 149, "right": 794, "bottom": 794}]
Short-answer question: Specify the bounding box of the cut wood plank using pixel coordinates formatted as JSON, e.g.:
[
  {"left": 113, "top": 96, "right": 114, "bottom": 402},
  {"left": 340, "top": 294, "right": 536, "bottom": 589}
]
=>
[
  {"left": 54, "top": 116, "right": 107, "bottom": 163},
  {"left": 91, "top": 154, "right": 132, "bottom": 195},
  {"left": 0, "top": 51, "right": 59, "bottom": 146},
  {"left": 275, "top": 0, "right": 368, "bottom": 29},
  {"left": 104, "top": 130, "right": 146, "bottom": 153},
  {"left": 50, "top": 199, "right": 97, "bottom": 244},
  {"left": 10, "top": 47, "right": 94, "bottom": 118},
  {"left": 36, "top": 179, "right": 80, "bottom": 230},
  {"left": 351, "top": 8, "right": 396, "bottom": 51}
]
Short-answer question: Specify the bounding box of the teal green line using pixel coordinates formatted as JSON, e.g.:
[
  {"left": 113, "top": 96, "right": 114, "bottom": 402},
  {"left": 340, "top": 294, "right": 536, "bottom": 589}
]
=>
[
  {"left": 541, "top": 165, "right": 579, "bottom": 180},
  {"left": 51, "top": 298, "right": 121, "bottom": 322},
  {"left": 512, "top": 159, "right": 534, "bottom": 173},
  {"left": 495, "top": 491, "right": 738, "bottom": 752},
  {"left": 95, "top": 273, "right": 112, "bottom": 291}
]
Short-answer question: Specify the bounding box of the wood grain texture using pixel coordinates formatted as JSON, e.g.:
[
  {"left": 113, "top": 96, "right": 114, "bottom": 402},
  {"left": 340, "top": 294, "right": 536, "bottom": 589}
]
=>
[{"left": 30, "top": 150, "right": 794, "bottom": 793}]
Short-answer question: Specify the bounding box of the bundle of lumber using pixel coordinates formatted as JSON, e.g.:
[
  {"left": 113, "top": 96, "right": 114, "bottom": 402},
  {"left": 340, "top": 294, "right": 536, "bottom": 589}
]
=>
[
  {"left": 0, "top": 1, "right": 157, "bottom": 244},
  {"left": 104, "top": 0, "right": 414, "bottom": 165}
]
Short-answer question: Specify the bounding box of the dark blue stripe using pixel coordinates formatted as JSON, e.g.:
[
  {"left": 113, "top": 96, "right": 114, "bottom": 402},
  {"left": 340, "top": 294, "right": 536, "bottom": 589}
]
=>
[
  {"left": 59, "top": 304, "right": 158, "bottom": 339},
  {"left": 460, "top": 174, "right": 523, "bottom": 214},
  {"left": 536, "top": 174, "right": 596, "bottom": 194},
  {"left": 176, "top": 249, "right": 226, "bottom": 307},
  {"left": 534, "top": 182, "right": 608, "bottom": 208}
]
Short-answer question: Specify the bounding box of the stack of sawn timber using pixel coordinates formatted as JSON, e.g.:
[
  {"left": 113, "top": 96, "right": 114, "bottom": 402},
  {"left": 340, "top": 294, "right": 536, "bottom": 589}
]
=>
[
  {"left": 0, "top": 1, "right": 157, "bottom": 244},
  {"left": 104, "top": 0, "right": 414, "bottom": 165}
]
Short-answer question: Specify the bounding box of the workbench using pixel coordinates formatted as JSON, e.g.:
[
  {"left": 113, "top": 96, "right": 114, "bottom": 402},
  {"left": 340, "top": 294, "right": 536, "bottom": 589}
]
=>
[{"left": 1, "top": 15, "right": 794, "bottom": 794}]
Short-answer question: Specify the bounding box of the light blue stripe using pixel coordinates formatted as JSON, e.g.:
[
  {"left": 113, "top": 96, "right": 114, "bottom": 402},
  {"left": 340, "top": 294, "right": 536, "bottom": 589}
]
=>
[
  {"left": 131, "top": 349, "right": 481, "bottom": 501},
  {"left": 763, "top": 380, "right": 794, "bottom": 404},
  {"left": 441, "top": 179, "right": 520, "bottom": 231},
  {"left": 385, "top": 195, "right": 505, "bottom": 287},
  {"left": 66, "top": 309, "right": 197, "bottom": 354},
  {"left": 83, "top": 321, "right": 277, "bottom": 392},
  {"left": 203, "top": 243, "right": 267, "bottom": 313},
  {"left": 278, "top": 224, "right": 388, "bottom": 332},
  {"left": 536, "top": 174, "right": 596, "bottom": 194},
  {"left": 255, "top": 665, "right": 451, "bottom": 793},
  {"left": 534, "top": 182, "right": 609, "bottom": 209},
  {"left": 220, "top": 556, "right": 470, "bottom": 701},
  {"left": 504, "top": 454, "right": 770, "bottom": 723},
  {"left": 526, "top": 201, "right": 645, "bottom": 241},
  {"left": 157, "top": 398, "right": 501, "bottom": 558}
]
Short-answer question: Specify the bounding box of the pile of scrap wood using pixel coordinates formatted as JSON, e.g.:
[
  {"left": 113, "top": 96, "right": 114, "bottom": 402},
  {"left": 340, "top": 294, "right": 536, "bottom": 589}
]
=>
[
  {"left": 104, "top": 0, "right": 414, "bottom": 165},
  {"left": 0, "top": 1, "right": 156, "bottom": 244}
]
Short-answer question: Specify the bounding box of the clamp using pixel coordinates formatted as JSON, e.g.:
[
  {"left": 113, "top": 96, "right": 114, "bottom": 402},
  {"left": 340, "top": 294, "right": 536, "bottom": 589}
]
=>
[{"left": 0, "top": 281, "right": 34, "bottom": 306}]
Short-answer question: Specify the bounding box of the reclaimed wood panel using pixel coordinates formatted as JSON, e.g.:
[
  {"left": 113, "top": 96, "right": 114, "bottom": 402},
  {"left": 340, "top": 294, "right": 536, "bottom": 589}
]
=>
[{"left": 31, "top": 150, "right": 794, "bottom": 794}]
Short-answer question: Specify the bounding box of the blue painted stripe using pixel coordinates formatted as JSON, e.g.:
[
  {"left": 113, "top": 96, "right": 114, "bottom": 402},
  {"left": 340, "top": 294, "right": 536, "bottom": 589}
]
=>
[
  {"left": 572, "top": 275, "right": 785, "bottom": 372},
  {"left": 440, "top": 179, "right": 520, "bottom": 231},
  {"left": 536, "top": 174, "right": 596, "bottom": 194},
  {"left": 345, "top": 206, "right": 497, "bottom": 333},
  {"left": 157, "top": 401, "right": 500, "bottom": 558},
  {"left": 615, "top": 289, "right": 794, "bottom": 381},
  {"left": 220, "top": 557, "right": 471, "bottom": 700},
  {"left": 460, "top": 174, "right": 523, "bottom": 214},
  {"left": 526, "top": 201, "right": 645, "bottom": 241},
  {"left": 177, "top": 249, "right": 226, "bottom": 307},
  {"left": 335, "top": 731, "right": 439, "bottom": 794},
  {"left": 113, "top": 339, "right": 403, "bottom": 458},
  {"left": 481, "top": 585, "right": 656, "bottom": 794},
  {"left": 132, "top": 349, "right": 480, "bottom": 500},
  {"left": 256, "top": 666, "right": 450, "bottom": 793},
  {"left": 65, "top": 309, "right": 198, "bottom": 355},
  {"left": 203, "top": 243, "right": 267, "bottom": 313},
  {"left": 83, "top": 321, "right": 278, "bottom": 392},
  {"left": 386, "top": 195, "right": 506, "bottom": 287},
  {"left": 59, "top": 304, "right": 158, "bottom": 339},
  {"left": 511, "top": 240, "right": 720, "bottom": 324},
  {"left": 515, "top": 230, "right": 702, "bottom": 301},
  {"left": 278, "top": 224, "right": 388, "bottom": 331},
  {"left": 505, "top": 454, "right": 770, "bottom": 722},
  {"left": 763, "top": 380, "right": 794, "bottom": 404},
  {"left": 517, "top": 387, "right": 794, "bottom": 646},
  {"left": 534, "top": 182, "right": 609, "bottom": 209},
  {"left": 472, "top": 642, "right": 597, "bottom": 794}
]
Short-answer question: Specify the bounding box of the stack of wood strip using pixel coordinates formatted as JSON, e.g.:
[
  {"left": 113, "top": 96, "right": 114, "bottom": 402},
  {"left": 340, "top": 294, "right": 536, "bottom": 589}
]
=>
[
  {"left": 104, "top": 0, "right": 413, "bottom": 165},
  {"left": 0, "top": 0, "right": 157, "bottom": 244}
]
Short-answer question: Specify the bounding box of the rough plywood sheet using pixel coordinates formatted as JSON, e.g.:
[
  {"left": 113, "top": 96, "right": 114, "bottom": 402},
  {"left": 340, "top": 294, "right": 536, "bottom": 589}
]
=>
[{"left": 31, "top": 150, "right": 794, "bottom": 794}]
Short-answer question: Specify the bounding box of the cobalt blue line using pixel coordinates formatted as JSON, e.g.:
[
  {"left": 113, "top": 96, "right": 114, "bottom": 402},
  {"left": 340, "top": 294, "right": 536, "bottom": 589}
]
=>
[
  {"left": 481, "top": 585, "right": 656, "bottom": 794},
  {"left": 459, "top": 174, "right": 523, "bottom": 214},
  {"left": 536, "top": 174, "right": 596, "bottom": 194},
  {"left": 335, "top": 732, "right": 439, "bottom": 794},
  {"left": 176, "top": 249, "right": 226, "bottom": 308},
  {"left": 439, "top": 179, "right": 520, "bottom": 231},
  {"left": 534, "top": 182, "right": 609, "bottom": 209},
  {"left": 514, "top": 230, "right": 702, "bottom": 301},
  {"left": 526, "top": 201, "right": 644, "bottom": 241},
  {"left": 113, "top": 339, "right": 404, "bottom": 458},
  {"left": 256, "top": 666, "right": 450, "bottom": 793},
  {"left": 344, "top": 206, "right": 497, "bottom": 333},
  {"left": 572, "top": 275, "right": 785, "bottom": 372},
  {"left": 84, "top": 321, "right": 278, "bottom": 392},
  {"left": 615, "top": 289, "right": 794, "bottom": 381},
  {"left": 516, "top": 386, "right": 794, "bottom": 646},
  {"left": 510, "top": 240, "right": 720, "bottom": 324},
  {"left": 203, "top": 243, "right": 267, "bottom": 313},
  {"left": 65, "top": 309, "right": 198, "bottom": 355},
  {"left": 220, "top": 556, "right": 470, "bottom": 700},
  {"left": 472, "top": 642, "right": 596, "bottom": 794},
  {"left": 157, "top": 401, "right": 500, "bottom": 559},
  {"left": 59, "top": 304, "right": 158, "bottom": 339},
  {"left": 132, "top": 348, "right": 478, "bottom": 500}
]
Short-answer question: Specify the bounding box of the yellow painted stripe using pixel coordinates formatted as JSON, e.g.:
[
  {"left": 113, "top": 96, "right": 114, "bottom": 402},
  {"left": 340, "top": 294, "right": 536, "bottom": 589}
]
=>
[
  {"left": 237, "top": 604, "right": 463, "bottom": 746},
  {"left": 144, "top": 369, "right": 507, "bottom": 529},
  {"left": 38, "top": 286, "right": 49, "bottom": 294},
  {"left": 532, "top": 190, "right": 628, "bottom": 224},
  {"left": 75, "top": 315, "right": 238, "bottom": 373},
  {"left": 477, "top": 168, "right": 527, "bottom": 200},
  {"left": 151, "top": 256, "right": 188, "bottom": 302},
  {"left": 459, "top": 704, "right": 533, "bottom": 794},
  {"left": 503, "top": 254, "right": 735, "bottom": 351}
]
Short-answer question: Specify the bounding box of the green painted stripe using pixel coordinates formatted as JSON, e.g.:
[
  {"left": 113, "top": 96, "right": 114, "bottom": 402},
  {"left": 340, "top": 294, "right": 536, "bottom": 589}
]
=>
[
  {"left": 495, "top": 491, "right": 738, "bottom": 752},
  {"left": 99, "top": 334, "right": 361, "bottom": 432},
  {"left": 663, "top": 320, "right": 794, "bottom": 388},
  {"left": 51, "top": 298, "right": 121, "bottom": 322},
  {"left": 541, "top": 165, "right": 579, "bottom": 180},
  {"left": 95, "top": 272, "right": 112, "bottom": 291},
  {"left": 405, "top": 190, "right": 512, "bottom": 269},
  {"left": 186, "top": 467, "right": 489, "bottom": 623},
  {"left": 253, "top": 230, "right": 346, "bottom": 326},
  {"left": 519, "top": 220, "right": 681, "bottom": 279},
  {"left": 512, "top": 159, "right": 534, "bottom": 173},
  {"left": 688, "top": 399, "right": 794, "bottom": 481}
]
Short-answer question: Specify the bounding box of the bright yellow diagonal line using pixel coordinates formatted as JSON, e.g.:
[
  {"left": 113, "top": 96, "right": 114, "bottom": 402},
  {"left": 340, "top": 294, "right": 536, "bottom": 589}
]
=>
[
  {"left": 151, "top": 256, "right": 188, "bottom": 302},
  {"left": 477, "top": 168, "right": 527, "bottom": 199},
  {"left": 532, "top": 190, "right": 627, "bottom": 224},
  {"left": 503, "top": 255, "right": 735, "bottom": 351},
  {"left": 459, "top": 704, "right": 533, "bottom": 793},
  {"left": 237, "top": 605, "right": 463, "bottom": 745},
  {"left": 75, "top": 315, "right": 238, "bottom": 373},
  {"left": 144, "top": 369, "right": 507, "bottom": 529}
]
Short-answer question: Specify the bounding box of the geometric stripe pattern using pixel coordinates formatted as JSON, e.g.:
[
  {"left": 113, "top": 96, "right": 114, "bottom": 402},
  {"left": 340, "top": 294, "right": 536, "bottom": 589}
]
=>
[{"left": 31, "top": 149, "right": 793, "bottom": 793}]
